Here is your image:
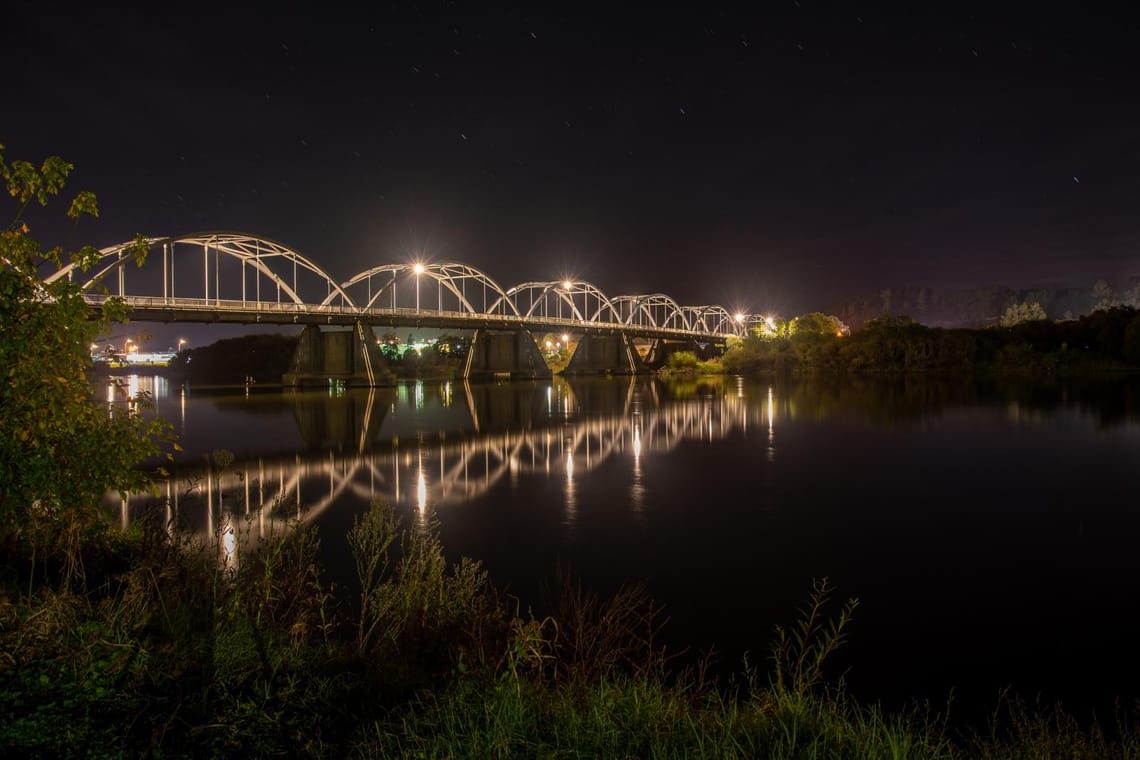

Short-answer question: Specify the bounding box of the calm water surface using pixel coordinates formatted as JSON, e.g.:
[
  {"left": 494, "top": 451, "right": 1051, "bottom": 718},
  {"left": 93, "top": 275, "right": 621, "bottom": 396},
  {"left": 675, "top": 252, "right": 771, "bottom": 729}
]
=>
[{"left": 108, "top": 373, "right": 1140, "bottom": 722}]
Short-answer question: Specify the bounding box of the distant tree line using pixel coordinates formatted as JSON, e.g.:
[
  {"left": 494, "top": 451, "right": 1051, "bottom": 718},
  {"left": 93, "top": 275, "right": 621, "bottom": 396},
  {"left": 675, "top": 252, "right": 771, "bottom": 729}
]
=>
[
  {"left": 168, "top": 334, "right": 300, "bottom": 385},
  {"left": 834, "top": 279, "right": 1140, "bottom": 329},
  {"left": 723, "top": 307, "right": 1140, "bottom": 375},
  {"left": 168, "top": 332, "right": 474, "bottom": 384}
]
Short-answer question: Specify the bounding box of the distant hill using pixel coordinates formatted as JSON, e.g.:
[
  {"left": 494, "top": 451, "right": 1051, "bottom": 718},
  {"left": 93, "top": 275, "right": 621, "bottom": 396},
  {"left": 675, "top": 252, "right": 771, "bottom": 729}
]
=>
[{"left": 830, "top": 282, "right": 1136, "bottom": 329}]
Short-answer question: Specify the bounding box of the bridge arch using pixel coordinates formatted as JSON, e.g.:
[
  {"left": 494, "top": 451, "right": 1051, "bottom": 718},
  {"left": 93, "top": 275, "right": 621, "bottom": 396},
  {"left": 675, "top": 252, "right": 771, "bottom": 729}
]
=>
[
  {"left": 334, "top": 262, "right": 521, "bottom": 317},
  {"left": 44, "top": 232, "right": 355, "bottom": 309},
  {"left": 609, "top": 294, "right": 692, "bottom": 331},
  {"left": 679, "top": 305, "right": 744, "bottom": 336},
  {"left": 492, "top": 279, "right": 621, "bottom": 325}
]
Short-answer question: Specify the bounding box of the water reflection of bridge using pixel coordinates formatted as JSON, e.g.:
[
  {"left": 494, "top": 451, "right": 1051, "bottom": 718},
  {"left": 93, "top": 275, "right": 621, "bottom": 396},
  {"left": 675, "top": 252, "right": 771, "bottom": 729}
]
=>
[{"left": 112, "top": 377, "right": 776, "bottom": 563}]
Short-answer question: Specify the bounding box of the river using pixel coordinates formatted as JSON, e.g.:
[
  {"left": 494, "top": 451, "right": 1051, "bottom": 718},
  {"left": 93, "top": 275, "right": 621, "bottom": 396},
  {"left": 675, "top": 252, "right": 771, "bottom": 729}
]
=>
[{"left": 104, "top": 372, "right": 1140, "bottom": 724}]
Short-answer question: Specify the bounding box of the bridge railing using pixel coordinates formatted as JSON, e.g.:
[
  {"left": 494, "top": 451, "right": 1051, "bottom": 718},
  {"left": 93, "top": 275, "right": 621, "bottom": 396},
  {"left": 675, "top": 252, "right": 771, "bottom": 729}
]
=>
[{"left": 84, "top": 294, "right": 741, "bottom": 340}]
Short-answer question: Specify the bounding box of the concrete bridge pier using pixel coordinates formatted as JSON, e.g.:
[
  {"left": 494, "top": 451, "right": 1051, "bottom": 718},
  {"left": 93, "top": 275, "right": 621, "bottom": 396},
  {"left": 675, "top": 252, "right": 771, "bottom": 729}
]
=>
[
  {"left": 283, "top": 323, "right": 396, "bottom": 387},
  {"left": 562, "top": 332, "right": 646, "bottom": 375},
  {"left": 463, "top": 329, "right": 553, "bottom": 381}
]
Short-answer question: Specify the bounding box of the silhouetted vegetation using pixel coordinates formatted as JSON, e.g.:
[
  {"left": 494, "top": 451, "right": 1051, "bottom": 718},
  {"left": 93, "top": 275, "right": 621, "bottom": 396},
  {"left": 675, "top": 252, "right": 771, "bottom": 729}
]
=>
[
  {"left": 724, "top": 308, "right": 1140, "bottom": 376},
  {"left": 169, "top": 334, "right": 300, "bottom": 385},
  {"left": 6, "top": 509, "right": 1140, "bottom": 756}
]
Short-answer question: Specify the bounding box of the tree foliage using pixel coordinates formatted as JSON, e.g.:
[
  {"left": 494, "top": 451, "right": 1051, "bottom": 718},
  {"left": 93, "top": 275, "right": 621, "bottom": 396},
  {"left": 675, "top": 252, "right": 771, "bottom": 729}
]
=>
[
  {"left": 0, "top": 144, "right": 169, "bottom": 553},
  {"left": 1000, "top": 301, "right": 1047, "bottom": 327},
  {"left": 790, "top": 312, "right": 845, "bottom": 337}
]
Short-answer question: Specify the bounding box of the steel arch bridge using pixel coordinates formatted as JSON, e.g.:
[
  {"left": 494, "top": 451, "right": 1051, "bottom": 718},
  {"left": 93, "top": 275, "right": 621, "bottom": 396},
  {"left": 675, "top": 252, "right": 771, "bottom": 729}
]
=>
[{"left": 47, "top": 232, "right": 751, "bottom": 340}]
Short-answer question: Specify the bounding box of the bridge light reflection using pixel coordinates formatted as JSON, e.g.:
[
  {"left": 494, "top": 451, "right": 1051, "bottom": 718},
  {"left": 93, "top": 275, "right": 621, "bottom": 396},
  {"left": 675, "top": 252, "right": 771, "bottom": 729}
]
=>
[
  {"left": 113, "top": 379, "right": 777, "bottom": 547},
  {"left": 767, "top": 386, "right": 776, "bottom": 462},
  {"left": 564, "top": 448, "right": 577, "bottom": 526},
  {"left": 416, "top": 468, "right": 427, "bottom": 515},
  {"left": 631, "top": 424, "right": 646, "bottom": 515},
  {"left": 222, "top": 524, "right": 236, "bottom": 568}
]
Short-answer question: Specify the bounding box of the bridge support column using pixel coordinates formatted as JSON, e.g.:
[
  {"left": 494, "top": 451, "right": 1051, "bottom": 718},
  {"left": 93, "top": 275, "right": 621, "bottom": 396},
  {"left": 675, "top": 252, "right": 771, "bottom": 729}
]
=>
[
  {"left": 463, "top": 329, "right": 552, "bottom": 381},
  {"left": 562, "top": 332, "right": 646, "bottom": 376},
  {"left": 283, "top": 323, "right": 395, "bottom": 387}
]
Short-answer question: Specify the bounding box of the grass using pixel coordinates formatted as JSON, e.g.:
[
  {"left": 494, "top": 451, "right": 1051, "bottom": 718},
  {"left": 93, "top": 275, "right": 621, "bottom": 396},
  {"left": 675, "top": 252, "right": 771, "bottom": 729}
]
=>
[{"left": 3, "top": 503, "right": 1140, "bottom": 757}]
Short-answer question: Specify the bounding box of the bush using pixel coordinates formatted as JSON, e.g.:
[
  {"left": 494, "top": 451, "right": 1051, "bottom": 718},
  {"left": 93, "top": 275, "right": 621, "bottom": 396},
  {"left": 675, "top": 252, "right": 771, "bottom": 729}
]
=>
[{"left": 665, "top": 350, "right": 699, "bottom": 370}]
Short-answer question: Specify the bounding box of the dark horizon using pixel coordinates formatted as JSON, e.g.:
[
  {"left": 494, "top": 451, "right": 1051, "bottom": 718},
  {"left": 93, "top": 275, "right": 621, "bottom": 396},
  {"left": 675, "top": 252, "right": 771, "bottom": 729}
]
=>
[{"left": 9, "top": 2, "right": 1140, "bottom": 325}]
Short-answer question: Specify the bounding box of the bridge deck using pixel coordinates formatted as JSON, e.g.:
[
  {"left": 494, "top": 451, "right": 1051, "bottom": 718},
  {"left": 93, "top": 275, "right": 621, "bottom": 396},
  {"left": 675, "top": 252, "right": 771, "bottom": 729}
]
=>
[{"left": 87, "top": 294, "right": 734, "bottom": 342}]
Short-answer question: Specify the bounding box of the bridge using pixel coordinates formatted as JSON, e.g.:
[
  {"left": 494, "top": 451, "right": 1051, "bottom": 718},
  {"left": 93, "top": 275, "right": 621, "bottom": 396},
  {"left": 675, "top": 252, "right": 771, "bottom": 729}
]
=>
[{"left": 47, "top": 232, "right": 759, "bottom": 383}]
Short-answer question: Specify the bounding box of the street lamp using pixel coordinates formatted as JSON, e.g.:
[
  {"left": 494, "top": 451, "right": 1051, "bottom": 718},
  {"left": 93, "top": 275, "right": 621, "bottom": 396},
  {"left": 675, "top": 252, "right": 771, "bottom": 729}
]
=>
[
  {"left": 413, "top": 263, "right": 425, "bottom": 312},
  {"left": 178, "top": 338, "right": 187, "bottom": 352}
]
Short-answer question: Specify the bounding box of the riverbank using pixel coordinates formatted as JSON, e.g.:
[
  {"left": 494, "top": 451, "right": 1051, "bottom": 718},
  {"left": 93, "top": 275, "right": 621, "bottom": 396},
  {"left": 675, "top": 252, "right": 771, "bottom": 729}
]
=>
[
  {"left": 721, "top": 308, "right": 1140, "bottom": 376},
  {"left": 3, "top": 503, "right": 1138, "bottom": 757}
]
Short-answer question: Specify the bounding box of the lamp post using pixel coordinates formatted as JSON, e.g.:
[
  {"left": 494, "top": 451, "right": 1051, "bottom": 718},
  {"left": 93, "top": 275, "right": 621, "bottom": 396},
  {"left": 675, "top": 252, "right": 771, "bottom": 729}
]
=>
[
  {"left": 413, "top": 263, "right": 424, "bottom": 313},
  {"left": 178, "top": 338, "right": 187, "bottom": 352}
]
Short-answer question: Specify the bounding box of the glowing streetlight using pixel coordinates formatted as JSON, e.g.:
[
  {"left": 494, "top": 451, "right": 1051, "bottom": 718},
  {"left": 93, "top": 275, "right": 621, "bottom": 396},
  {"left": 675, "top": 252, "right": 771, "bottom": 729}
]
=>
[
  {"left": 178, "top": 338, "right": 187, "bottom": 351},
  {"left": 561, "top": 334, "right": 569, "bottom": 343},
  {"left": 734, "top": 312, "right": 745, "bottom": 323},
  {"left": 412, "top": 263, "right": 424, "bottom": 312},
  {"left": 562, "top": 280, "right": 573, "bottom": 291}
]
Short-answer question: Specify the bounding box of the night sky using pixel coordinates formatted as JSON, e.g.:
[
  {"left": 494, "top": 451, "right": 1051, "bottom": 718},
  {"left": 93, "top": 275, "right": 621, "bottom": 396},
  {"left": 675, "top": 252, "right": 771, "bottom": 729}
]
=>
[{"left": 9, "top": 2, "right": 1140, "bottom": 322}]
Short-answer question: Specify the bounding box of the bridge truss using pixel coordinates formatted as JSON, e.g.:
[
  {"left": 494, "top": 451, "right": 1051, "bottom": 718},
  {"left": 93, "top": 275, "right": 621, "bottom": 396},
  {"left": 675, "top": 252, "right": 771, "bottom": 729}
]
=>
[{"left": 45, "top": 232, "right": 750, "bottom": 339}]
